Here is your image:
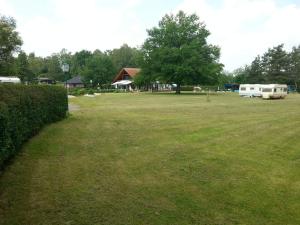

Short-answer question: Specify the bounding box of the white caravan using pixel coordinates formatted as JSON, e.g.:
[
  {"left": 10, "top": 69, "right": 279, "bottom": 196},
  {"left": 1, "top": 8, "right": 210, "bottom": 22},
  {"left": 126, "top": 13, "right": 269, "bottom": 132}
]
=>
[
  {"left": 0, "top": 76, "right": 21, "bottom": 84},
  {"left": 261, "top": 84, "right": 288, "bottom": 99},
  {"left": 239, "top": 84, "right": 262, "bottom": 97}
]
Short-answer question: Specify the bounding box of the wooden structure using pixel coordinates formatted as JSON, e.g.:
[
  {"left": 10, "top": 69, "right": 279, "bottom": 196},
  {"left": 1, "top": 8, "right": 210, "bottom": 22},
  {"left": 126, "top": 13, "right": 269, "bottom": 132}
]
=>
[
  {"left": 65, "top": 76, "right": 84, "bottom": 88},
  {"left": 112, "top": 68, "right": 141, "bottom": 83},
  {"left": 38, "top": 78, "right": 56, "bottom": 85}
]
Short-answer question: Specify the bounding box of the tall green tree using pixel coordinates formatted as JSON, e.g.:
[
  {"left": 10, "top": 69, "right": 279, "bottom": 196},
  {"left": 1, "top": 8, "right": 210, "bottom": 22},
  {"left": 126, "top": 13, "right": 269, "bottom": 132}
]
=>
[
  {"left": 289, "top": 45, "right": 300, "bottom": 90},
  {"left": 141, "top": 11, "right": 223, "bottom": 94},
  {"left": 248, "top": 56, "right": 265, "bottom": 83},
  {"left": 108, "top": 44, "right": 141, "bottom": 72},
  {"left": 81, "top": 51, "right": 116, "bottom": 86},
  {"left": 218, "top": 71, "right": 234, "bottom": 86},
  {"left": 28, "top": 53, "right": 47, "bottom": 78},
  {"left": 16, "top": 51, "right": 34, "bottom": 82},
  {"left": 44, "top": 55, "right": 64, "bottom": 81},
  {"left": 0, "top": 15, "right": 22, "bottom": 75},
  {"left": 261, "top": 44, "right": 290, "bottom": 83},
  {"left": 232, "top": 66, "right": 249, "bottom": 84},
  {"left": 71, "top": 50, "right": 93, "bottom": 75}
]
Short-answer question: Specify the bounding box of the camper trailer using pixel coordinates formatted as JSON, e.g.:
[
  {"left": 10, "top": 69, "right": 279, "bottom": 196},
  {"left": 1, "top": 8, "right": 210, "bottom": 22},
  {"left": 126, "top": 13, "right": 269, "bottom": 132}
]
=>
[
  {"left": 239, "top": 84, "right": 262, "bottom": 97},
  {"left": 261, "top": 84, "right": 288, "bottom": 99},
  {"left": 0, "top": 76, "right": 21, "bottom": 84}
]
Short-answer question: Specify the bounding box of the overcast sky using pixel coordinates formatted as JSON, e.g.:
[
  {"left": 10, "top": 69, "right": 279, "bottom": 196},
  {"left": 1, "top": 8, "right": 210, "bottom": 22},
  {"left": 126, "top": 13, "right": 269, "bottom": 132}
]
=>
[{"left": 1, "top": 0, "right": 300, "bottom": 71}]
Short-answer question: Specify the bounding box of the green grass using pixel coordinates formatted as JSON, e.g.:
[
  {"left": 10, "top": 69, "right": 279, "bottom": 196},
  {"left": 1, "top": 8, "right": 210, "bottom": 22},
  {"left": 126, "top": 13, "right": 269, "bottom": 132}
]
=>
[{"left": 1, "top": 93, "right": 300, "bottom": 225}]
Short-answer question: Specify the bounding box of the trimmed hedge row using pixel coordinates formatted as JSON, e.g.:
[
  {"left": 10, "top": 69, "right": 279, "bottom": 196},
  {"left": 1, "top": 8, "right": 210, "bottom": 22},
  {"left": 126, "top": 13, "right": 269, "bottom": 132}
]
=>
[{"left": 0, "top": 84, "right": 68, "bottom": 168}]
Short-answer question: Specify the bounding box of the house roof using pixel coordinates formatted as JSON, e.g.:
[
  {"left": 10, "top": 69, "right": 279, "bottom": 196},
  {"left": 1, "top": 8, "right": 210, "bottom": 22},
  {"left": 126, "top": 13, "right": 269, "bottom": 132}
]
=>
[
  {"left": 38, "top": 77, "right": 54, "bottom": 81},
  {"left": 66, "top": 76, "right": 83, "bottom": 84},
  {"left": 113, "top": 68, "right": 141, "bottom": 82}
]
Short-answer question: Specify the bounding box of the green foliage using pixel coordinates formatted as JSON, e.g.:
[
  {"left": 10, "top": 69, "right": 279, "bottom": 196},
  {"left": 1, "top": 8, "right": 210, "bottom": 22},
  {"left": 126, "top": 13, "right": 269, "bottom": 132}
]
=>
[
  {"left": 218, "top": 71, "right": 234, "bottom": 86},
  {"left": 141, "top": 11, "right": 223, "bottom": 93},
  {"left": 0, "top": 84, "right": 68, "bottom": 168},
  {"left": 180, "top": 86, "right": 194, "bottom": 91},
  {"left": 81, "top": 50, "right": 116, "bottom": 86},
  {"left": 240, "top": 44, "right": 300, "bottom": 89},
  {"left": 16, "top": 51, "right": 34, "bottom": 82},
  {"left": 68, "top": 87, "right": 116, "bottom": 96},
  {"left": 0, "top": 15, "right": 22, "bottom": 76},
  {"left": 108, "top": 44, "right": 141, "bottom": 72},
  {"left": 2, "top": 94, "right": 300, "bottom": 224},
  {"left": 68, "top": 88, "right": 87, "bottom": 96},
  {"left": 289, "top": 45, "right": 300, "bottom": 90}
]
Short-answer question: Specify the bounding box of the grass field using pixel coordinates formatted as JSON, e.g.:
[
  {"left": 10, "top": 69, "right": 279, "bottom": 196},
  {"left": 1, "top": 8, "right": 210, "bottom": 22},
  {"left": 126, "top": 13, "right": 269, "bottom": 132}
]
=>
[{"left": 1, "top": 93, "right": 300, "bottom": 225}]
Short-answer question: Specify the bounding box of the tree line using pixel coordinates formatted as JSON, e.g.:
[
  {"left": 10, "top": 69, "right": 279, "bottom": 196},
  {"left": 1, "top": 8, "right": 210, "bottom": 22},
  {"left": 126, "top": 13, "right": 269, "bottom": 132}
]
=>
[
  {"left": 230, "top": 44, "right": 300, "bottom": 90},
  {"left": 0, "top": 15, "right": 140, "bottom": 86},
  {"left": 1, "top": 13, "right": 300, "bottom": 92}
]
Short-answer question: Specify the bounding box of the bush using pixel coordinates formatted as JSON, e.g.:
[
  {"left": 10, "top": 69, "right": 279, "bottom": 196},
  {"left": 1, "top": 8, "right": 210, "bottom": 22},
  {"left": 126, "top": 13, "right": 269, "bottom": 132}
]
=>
[
  {"left": 180, "top": 86, "right": 194, "bottom": 91},
  {"left": 0, "top": 84, "right": 68, "bottom": 168},
  {"left": 68, "top": 88, "right": 117, "bottom": 95}
]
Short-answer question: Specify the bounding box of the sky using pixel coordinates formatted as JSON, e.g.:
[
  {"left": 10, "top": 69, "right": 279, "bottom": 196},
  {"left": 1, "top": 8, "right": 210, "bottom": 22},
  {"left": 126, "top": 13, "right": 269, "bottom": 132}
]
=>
[{"left": 1, "top": 0, "right": 300, "bottom": 71}]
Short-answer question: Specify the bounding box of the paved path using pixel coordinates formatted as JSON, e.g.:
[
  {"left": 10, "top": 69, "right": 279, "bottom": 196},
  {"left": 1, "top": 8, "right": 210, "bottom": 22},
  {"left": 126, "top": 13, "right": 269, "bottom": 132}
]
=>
[{"left": 68, "top": 103, "right": 80, "bottom": 112}]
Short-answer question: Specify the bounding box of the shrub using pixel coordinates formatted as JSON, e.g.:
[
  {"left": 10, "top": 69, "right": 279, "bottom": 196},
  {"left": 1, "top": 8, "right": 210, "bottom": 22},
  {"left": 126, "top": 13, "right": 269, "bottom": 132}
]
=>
[
  {"left": 180, "top": 86, "right": 194, "bottom": 91},
  {"left": 68, "top": 88, "right": 118, "bottom": 95},
  {"left": 0, "top": 84, "right": 68, "bottom": 168}
]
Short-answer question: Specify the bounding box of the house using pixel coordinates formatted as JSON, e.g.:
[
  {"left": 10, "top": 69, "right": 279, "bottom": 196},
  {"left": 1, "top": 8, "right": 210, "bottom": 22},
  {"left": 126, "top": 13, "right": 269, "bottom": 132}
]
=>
[
  {"left": 65, "top": 76, "right": 84, "bottom": 88},
  {"left": 112, "top": 68, "right": 140, "bottom": 90},
  {"left": 0, "top": 76, "right": 21, "bottom": 84},
  {"left": 38, "top": 77, "right": 56, "bottom": 85}
]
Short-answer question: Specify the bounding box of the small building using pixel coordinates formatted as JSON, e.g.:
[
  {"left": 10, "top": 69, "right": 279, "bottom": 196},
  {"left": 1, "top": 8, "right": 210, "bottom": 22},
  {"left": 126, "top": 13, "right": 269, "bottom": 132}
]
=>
[
  {"left": 0, "top": 76, "right": 21, "bottom": 84},
  {"left": 38, "top": 77, "right": 56, "bottom": 85},
  {"left": 112, "top": 68, "right": 140, "bottom": 90},
  {"left": 65, "top": 76, "right": 84, "bottom": 88}
]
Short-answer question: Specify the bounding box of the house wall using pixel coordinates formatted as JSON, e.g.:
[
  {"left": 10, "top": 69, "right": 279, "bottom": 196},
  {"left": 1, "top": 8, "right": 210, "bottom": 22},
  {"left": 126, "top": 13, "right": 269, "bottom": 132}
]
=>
[{"left": 66, "top": 84, "right": 84, "bottom": 88}]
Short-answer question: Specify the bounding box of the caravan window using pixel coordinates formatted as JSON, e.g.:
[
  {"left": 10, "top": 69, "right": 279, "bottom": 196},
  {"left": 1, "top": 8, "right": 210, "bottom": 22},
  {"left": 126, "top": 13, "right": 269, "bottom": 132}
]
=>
[
  {"left": 241, "top": 87, "right": 246, "bottom": 91},
  {"left": 250, "top": 87, "right": 254, "bottom": 90},
  {"left": 283, "top": 88, "right": 287, "bottom": 92},
  {"left": 262, "top": 88, "right": 273, "bottom": 92}
]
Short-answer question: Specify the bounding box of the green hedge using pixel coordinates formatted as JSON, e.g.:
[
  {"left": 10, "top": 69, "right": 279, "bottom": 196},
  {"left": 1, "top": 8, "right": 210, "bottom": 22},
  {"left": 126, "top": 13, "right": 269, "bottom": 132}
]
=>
[
  {"left": 0, "top": 84, "right": 68, "bottom": 168},
  {"left": 67, "top": 88, "right": 117, "bottom": 96}
]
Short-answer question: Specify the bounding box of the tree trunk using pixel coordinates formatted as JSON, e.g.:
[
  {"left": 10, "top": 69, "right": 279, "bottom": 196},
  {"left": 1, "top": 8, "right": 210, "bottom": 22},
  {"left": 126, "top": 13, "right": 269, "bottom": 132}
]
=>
[{"left": 175, "top": 84, "right": 181, "bottom": 94}]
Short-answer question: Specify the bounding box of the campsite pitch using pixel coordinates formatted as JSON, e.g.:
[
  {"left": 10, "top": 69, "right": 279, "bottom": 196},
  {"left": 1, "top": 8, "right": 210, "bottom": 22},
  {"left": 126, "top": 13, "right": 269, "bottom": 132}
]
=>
[{"left": 0, "top": 93, "right": 300, "bottom": 225}]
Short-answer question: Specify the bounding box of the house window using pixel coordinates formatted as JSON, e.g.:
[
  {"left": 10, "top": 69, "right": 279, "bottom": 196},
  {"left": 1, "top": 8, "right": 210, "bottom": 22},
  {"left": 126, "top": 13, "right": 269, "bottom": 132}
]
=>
[{"left": 123, "top": 75, "right": 130, "bottom": 80}]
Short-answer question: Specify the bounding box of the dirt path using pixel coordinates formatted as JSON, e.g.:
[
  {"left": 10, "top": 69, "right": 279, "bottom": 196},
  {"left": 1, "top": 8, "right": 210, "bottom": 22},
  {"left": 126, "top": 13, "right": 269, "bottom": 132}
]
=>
[{"left": 68, "top": 103, "right": 80, "bottom": 112}]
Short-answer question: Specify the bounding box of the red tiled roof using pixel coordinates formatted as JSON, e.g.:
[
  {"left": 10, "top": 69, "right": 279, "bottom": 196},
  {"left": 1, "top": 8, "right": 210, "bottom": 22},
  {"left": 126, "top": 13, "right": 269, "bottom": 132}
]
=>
[{"left": 113, "top": 68, "right": 141, "bottom": 82}]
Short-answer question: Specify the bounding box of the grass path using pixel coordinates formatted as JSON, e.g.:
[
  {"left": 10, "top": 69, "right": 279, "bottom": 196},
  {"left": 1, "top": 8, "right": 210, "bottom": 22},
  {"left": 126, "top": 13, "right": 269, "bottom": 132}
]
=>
[{"left": 1, "top": 93, "right": 300, "bottom": 225}]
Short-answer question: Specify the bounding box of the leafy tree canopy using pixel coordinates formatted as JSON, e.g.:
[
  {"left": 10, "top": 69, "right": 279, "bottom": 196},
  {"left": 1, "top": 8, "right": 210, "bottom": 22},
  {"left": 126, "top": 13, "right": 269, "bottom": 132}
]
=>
[
  {"left": 0, "top": 15, "right": 22, "bottom": 75},
  {"left": 141, "top": 11, "right": 223, "bottom": 93}
]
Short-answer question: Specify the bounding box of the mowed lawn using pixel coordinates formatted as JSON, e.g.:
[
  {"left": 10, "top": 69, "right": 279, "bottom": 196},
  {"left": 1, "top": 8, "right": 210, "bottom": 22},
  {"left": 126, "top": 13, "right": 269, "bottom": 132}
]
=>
[{"left": 1, "top": 93, "right": 300, "bottom": 225}]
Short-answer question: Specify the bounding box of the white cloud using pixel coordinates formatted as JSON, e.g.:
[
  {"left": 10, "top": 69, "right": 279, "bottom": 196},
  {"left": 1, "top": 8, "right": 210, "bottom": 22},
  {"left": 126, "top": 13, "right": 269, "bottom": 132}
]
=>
[
  {"left": 175, "top": 0, "right": 300, "bottom": 70},
  {"left": 1, "top": 0, "right": 146, "bottom": 56},
  {"left": 1, "top": 0, "right": 300, "bottom": 71},
  {"left": 0, "top": 0, "right": 16, "bottom": 17}
]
